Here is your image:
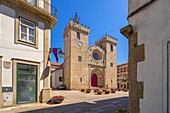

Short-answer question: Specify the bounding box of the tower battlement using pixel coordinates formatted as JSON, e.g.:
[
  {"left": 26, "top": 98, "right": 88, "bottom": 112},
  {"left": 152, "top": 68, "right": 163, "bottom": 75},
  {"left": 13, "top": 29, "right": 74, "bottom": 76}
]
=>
[
  {"left": 95, "top": 34, "right": 118, "bottom": 45},
  {"left": 64, "top": 18, "right": 90, "bottom": 37}
]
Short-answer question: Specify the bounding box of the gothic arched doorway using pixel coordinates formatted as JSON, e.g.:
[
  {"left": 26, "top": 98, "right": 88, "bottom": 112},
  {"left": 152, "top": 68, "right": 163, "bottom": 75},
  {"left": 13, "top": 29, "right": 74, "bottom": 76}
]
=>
[{"left": 91, "top": 74, "right": 98, "bottom": 87}]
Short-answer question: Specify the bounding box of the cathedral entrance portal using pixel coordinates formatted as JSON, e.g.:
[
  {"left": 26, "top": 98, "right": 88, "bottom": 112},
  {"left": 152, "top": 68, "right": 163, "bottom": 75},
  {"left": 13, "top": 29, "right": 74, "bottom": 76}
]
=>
[
  {"left": 91, "top": 74, "right": 98, "bottom": 87},
  {"left": 91, "top": 69, "right": 104, "bottom": 87}
]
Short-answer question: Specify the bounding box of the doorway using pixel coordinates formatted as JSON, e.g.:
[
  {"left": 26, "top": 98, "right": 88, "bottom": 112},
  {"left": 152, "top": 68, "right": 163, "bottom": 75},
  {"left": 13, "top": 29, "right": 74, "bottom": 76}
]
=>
[
  {"left": 17, "top": 64, "right": 37, "bottom": 104},
  {"left": 91, "top": 74, "right": 98, "bottom": 87}
]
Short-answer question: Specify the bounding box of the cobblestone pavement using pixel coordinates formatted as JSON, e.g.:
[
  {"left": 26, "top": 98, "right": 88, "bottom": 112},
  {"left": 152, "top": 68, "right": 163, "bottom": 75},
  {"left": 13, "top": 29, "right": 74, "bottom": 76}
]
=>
[{"left": 0, "top": 90, "right": 129, "bottom": 113}]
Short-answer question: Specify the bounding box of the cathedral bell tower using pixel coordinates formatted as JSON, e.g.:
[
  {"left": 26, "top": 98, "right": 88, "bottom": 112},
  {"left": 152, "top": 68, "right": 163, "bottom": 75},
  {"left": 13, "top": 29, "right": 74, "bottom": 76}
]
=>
[{"left": 63, "top": 12, "right": 90, "bottom": 89}]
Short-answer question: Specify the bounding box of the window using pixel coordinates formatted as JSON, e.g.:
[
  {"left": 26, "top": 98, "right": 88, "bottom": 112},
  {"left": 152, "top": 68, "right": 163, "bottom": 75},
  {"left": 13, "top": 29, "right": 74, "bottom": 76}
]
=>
[
  {"left": 27, "top": 0, "right": 36, "bottom": 5},
  {"left": 78, "top": 56, "right": 82, "bottom": 62},
  {"left": 80, "top": 77, "right": 82, "bottom": 82},
  {"left": 110, "top": 63, "right": 113, "bottom": 67},
  {"left": 121, "top": 68, "right": 123, "bottom": 72},
  {"left": 18, "top": 64, "right": 37, "bottom": 75},
  {"left": 19, "top": 17, "right": 36, "bottom": 44},
  {"left": 121, "top": 84, "right": 123, "bottom": 88},
  {"left": 110, "top": 44, "right": 113, "bottom": 52},
  {"left": 77, "top": 32, "right": 80, "bottom": 39},
  {"left": 59, "top": 77, "right": 64, "bottom": 82},
  {"left": 124, "top": 67, "right": 126, "bottom": 72},
  {"left": 117, "top": 69, "right": 119, "bottom": 73},
  {"left": 117, "top": 75, "right": 120, "bottom": 80},
  {"left": 93, "top": 53, "right": 99, "bottom": 61},
  {"left": 92, "top": 49, "right": 102, "bottom": 62},
  {"left": 39, "top": 0, "right": 44, "bottom": 9},
  {"left": 124, "top": 75, "right": 126, "bottom": 80}
]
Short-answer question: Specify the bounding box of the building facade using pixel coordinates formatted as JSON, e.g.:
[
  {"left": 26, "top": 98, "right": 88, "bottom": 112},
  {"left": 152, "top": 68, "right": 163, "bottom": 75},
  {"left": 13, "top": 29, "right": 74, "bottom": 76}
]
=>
[
  {"left": 117, "top": 63, "right": 128, "bottom": 89},
  {"left": 0, "top": 0, "right": 56, "bottom": 107},
  {"left": 50, "top": 62, "right": 63, "bottom": 89},
  {"left": 63, "top": 13, "right": 117, "bottom": 90},
  {"left": 121, "top": 0, "right": 169, "bottom": 113}
]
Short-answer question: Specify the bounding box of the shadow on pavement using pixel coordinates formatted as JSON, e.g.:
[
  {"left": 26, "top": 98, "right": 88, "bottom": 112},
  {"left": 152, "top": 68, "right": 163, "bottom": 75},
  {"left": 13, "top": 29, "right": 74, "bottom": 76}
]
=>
[{"left": 20, "top": 96, "right": 129, "bottom": 113}]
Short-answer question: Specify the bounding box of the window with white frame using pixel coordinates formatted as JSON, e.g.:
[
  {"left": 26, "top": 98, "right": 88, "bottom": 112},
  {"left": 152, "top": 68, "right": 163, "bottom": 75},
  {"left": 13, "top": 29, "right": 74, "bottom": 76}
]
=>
[{"left": 19, "top": 17, "right": 36, "bottom": 44}]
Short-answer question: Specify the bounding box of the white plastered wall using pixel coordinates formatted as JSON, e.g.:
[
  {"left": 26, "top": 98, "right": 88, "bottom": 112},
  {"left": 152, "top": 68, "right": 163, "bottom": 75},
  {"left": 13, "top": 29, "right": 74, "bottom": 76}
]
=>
[
  {"left": 129, "top": 0, "right": 170, "bottom": 113},
  {"left": 0, "top": 5, "right": 44, "bottom": 91}
]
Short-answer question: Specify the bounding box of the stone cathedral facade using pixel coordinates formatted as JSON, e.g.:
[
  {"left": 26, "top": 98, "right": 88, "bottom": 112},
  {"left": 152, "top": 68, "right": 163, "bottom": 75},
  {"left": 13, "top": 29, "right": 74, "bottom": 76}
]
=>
[{"left": 63, "top": 13, "right": 117, "bottom": 90}]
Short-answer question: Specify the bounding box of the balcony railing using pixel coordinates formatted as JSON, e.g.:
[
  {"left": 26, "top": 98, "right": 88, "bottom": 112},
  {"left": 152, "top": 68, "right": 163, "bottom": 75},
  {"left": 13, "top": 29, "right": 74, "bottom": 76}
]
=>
[{"left": 24, "top": 0, "right": 57, "bottom": 17}]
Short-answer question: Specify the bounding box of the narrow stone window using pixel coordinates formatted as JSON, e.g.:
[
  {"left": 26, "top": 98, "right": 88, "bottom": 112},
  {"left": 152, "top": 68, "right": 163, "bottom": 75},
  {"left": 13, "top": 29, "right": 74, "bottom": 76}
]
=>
[
  {"left": 78, "top": 56, "right": 82, "bottom": 62},
  {"left": 110, "top": 44, "right": 113, "bottom": 52},
  {"left": 110, "top": 63, "right": 113, "bottom": 67},
  {"left": 80, "top": 77, "right": 82, "bottom": 82},
  {"left": 77, "top": 32, "right": 80, "bottom": 39}
]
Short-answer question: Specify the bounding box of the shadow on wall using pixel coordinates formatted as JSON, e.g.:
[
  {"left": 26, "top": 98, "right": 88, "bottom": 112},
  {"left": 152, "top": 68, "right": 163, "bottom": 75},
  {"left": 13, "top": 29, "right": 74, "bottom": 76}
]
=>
[
  {"left": 39, "top": 66, "right": 50, "bottom": 102},
  {"left": 20, "top": 96, "right": 129, "bottom": 113},
  {"left": 40, "top": 66, "right": 50, "bottom": 80}
]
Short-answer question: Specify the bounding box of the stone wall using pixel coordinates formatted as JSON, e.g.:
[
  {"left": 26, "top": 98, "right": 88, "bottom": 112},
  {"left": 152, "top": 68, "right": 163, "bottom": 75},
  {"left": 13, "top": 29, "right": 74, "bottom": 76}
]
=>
[
  {"left": 63, "top": 20, "right": 118, "bottom": 90},
  {"left": 64, "top": 19, "right": 90, "bottom": 89}
]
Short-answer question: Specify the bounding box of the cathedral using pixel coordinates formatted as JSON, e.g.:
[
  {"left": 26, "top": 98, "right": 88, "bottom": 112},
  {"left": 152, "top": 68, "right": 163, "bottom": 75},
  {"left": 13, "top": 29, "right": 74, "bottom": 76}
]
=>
[{"left": 63, "top": 12, "right": 117, "bottom": 90}]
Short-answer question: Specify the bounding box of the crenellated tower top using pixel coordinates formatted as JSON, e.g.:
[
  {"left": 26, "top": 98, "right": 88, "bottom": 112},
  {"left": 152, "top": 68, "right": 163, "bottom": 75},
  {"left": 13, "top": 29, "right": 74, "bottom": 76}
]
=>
[
  {"left": 63, "top": 12, "right": 90, "bottom": 37},
  {"left": 95, "top": 34, "right": 118, "bottom": 45}
]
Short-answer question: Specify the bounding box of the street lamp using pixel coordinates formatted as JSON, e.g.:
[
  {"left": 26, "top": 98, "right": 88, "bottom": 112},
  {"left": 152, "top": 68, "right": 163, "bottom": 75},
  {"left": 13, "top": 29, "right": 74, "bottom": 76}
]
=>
[{"left": 58, "top": 49, "right": 64, "bottom": 58}]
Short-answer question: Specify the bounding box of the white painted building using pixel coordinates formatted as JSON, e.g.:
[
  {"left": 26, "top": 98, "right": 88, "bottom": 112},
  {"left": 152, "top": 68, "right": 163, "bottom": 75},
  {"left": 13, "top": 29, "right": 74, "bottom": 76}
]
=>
[
  {"left": 0, "top": 0, "right": 57, "bottom": 107},
  {"left": 51, "top": 68, "right": 64, "bottom": 89},
  {"left": 121, "top": 0, "right": 170, "bottom": 113}
]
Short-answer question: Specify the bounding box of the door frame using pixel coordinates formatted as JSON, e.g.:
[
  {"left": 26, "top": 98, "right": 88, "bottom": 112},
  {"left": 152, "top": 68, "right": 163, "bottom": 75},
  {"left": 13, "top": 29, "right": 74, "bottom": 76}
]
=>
[
  {"left": 16, "top": 63, "right": 37, "bottom": 104},
  {"left": 162, "top": 38, "right": 170, "bottom": 113},
  {"left": 0, "top": 56, "right": 2, "bottom": 107},
  {"left": 12, "top": 58, "right": 40, "bottom": 105}
]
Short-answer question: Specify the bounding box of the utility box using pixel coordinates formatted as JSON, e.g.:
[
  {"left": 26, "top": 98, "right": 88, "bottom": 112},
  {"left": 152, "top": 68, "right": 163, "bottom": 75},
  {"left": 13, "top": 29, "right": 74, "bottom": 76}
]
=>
[{"left": 2, "top": 87, "right": 13, "bottom": 106}]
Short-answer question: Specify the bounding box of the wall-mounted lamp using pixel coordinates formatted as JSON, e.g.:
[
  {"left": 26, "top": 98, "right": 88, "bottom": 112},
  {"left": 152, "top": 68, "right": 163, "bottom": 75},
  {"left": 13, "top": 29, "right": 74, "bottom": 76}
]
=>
[{"left": 58, "top": 49, "right": 64, "bottom": 58}]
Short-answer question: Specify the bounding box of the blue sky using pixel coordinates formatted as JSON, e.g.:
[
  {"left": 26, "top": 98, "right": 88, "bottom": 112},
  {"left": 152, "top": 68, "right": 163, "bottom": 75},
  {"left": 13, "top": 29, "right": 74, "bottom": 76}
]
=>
[{"left": 51, "top": 0, "right": 128, "bottom": 65}]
